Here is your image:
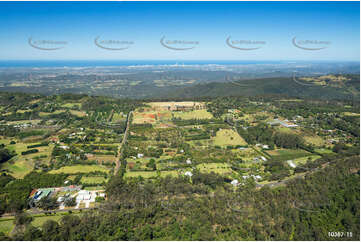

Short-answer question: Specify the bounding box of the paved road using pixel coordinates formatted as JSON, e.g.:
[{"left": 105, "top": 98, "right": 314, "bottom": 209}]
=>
[{"left": 114, "top": 111, "right": 133, "bottom": 175}]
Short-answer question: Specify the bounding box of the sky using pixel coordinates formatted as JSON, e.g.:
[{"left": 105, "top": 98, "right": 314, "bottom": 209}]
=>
[{"left": 0, "top": 1, "right": 359, "bottom": 61}]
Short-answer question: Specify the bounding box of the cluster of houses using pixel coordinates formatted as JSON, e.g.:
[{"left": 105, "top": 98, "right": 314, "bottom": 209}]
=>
[
  {"left": 29, "top": 185, "right": 81, "bottom": 208},
  {"left": 230, "top": 174, "right": 263, "bottom": 186},
  {"left": 28, "top": 183, "right": 105, "bottom": 210}
]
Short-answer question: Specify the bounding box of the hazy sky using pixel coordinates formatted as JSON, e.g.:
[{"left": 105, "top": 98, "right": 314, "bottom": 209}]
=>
[{"left": 0, "top": 1, "right": 359, "bottom": 61}]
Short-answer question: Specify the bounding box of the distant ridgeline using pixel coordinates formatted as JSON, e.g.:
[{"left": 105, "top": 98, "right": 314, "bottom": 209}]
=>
[{"left": 0, "top": 73, "right": 358, "bottom": 100}]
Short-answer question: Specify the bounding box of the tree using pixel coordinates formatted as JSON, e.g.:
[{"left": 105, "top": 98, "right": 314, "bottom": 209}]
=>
[
  {"left": 64, "top": 197, "right": 76, "bottom": 207},
  {"left": 14, "top": 212, "right": 33, "bottom": 226},
  {"left": 146, "top": 159, "right": 157, "bottom": 171},
  {"left": 38, "top": 197, "right": 59, "bottom": 210},
  {"left": 42, "top": 220, "right": 60, "bottom": 240}
]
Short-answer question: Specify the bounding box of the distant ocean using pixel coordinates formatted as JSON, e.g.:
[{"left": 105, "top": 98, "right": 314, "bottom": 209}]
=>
[{"left": 0, "top": 60, "right": 292, "bottom": 68}]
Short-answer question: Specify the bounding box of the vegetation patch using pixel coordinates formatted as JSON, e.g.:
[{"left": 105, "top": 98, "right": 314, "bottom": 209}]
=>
[{"left": 48, "top": 165, "right": 109, "bottom": 174}]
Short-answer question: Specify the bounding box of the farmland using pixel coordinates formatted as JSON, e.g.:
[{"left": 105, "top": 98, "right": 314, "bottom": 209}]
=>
[{"left": 0, "top": 92, "right": 359, "bottom": 241}]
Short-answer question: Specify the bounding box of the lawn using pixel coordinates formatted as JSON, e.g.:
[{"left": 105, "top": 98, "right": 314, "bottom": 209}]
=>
[
  {"left": 173, "top": 109, "right": 213, "bottom": 120},
  {"left": 80, "top": 176, "right": 107, "bottom": 184},
  {"left": 212, "top": 129, "right": 247, "bottom": 147},
  {"left": 48, "top": 165, "right": 109, "bottom": 174}
]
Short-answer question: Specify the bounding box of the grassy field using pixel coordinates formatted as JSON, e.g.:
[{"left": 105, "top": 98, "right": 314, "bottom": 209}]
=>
[
  {"left": 0, "top": 213, "right": 65, "bottom": 235},
  {"left": 1, "top": 142, "right": 54, "bottom": 178},
  {"left": 233, "top": 148, "right": 260, "bottom": 162},
  {"left": 83, "top": 185, "right": 105, "bottom": 190},
  {"left": 124, "top": 171, "right": 157, "bottom": 178},
  {"left": 1, "top": 158, "right": 34, "bottom": 178},
  {"left": 266, "top": 149, "right": 310, "bottom": 161},
  {"left": 342, "top": 112, "right": 359, "bottom": 117},
  {"left": 303, "top": 135, "right": 325, "bottom": 146},
  {"left": 212, "top": 129, "right": 247, "bottom": 147},
  {"left": 173, "top": 109, "right": 213, "bottom": 120},
  {"left": 132, "top": 111, "right": 157, "bottom": 124},
  {"left": 31, "top": 214, "right": 63, "bottom": 227},
  {"left": 61, "top": 103, "right": 81, "bottom": 108},
  {"left": 69, "top": 110, "right": 87, "bottom": 117},
  {"left": 196, "top": 163, "right": 233, "bottom": 174},
  {"left": 111, "top": 112, "right": 125, "bottom": 123},
  {"left": 292, "top": 155, "right": 321, "bottom": 165},
  {"left": 6, "top": 119, "right": 42, "bottom": 125},
  {"left": 48, "top": 165, "right": 109, "bottom": 174},
  {"left": 39, "top": 110, "right": 67, "bottom": 117},
  {"left": 88, "top": 155, "right": 116, "bottom": 164},
  {"left": 0, "top": 219, "right": 14, "bottom": 235},
  {"left": 80, "top": 176, "right": 107, "bottom": 184},
  {"left": 315, "top": 148, "right": 334, "bottom": 154}
]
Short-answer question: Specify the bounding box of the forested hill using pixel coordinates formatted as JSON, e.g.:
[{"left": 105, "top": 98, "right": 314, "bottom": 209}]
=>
[{"left": 166, "top": 74, "right": 360, "bottom": 101}]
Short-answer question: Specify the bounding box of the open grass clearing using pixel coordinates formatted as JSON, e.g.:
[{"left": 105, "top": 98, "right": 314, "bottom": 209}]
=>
[
  {"left": 0, "top": 219, "right": 14, "bottom": 235},
  {"left": 266, "top": 149, "right": 311, "bottom": 161},
  {"left": 342, "top": 112, "right": 359, "bottom": 117},
  {"left": 124, "top": 171, "right": 157, "bottom": 179},
  {"left": 81, "top": 176, "right": 107, "bottom": 184},
  {"left": 39, "top": 110, "right": 67, "bottom": 117},
  {"left": 48, "top": 165, "right": 109, "bottom": 174},
  {"left": 61, "top": 103, "right": 81, "bottom": 108},
  {"left": 314, "top": 148, "right": 334, "bottom": 154},
  {"left": 212, "top": 129, "right": 247, "bottom": 147},
  {"left": 70, "top": 110, "right": 87, "bottom": 117},
  {"left": 292, "top": 155, "right": 321, "bottom": 165},
  {"left": 303, "top": 135, "right": 325, "bottom": 146},
  {"left": 196, "top": 162, "right": 233, "bottom": 174},
  {"left": 1, "top": 157, "right": 34, "bottom": 178},
  {"left": 173, "top": 109, "right": 213, "bottom": 120},
  {"left": 111, "top": 112, "right": 125, "bottom": 123},
  {"left": 6, "top": 119, "right": 42, "bottom": 125}
]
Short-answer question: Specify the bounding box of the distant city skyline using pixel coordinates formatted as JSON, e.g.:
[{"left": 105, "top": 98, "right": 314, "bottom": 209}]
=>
[{"left": 0, "top": 1, "right": 359, "bottom": 61}]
